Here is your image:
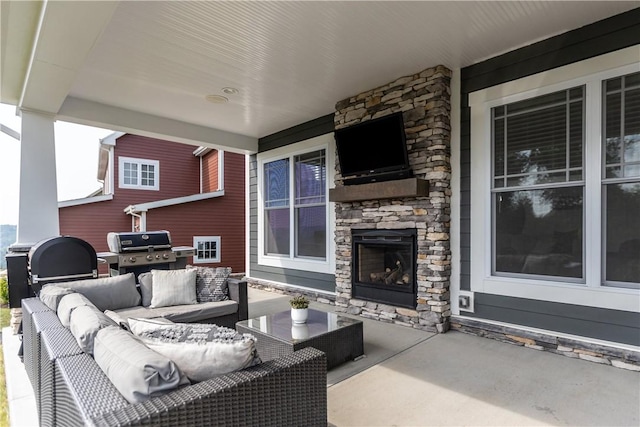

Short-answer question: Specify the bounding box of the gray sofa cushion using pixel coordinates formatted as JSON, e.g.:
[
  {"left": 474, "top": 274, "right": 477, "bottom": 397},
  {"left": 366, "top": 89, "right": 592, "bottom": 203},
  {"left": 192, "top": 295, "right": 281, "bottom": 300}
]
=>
[
  {"left": 150, "top": 269, "right": 197, "bottom": 308},
  {"left": 57, "top": 293, "right": 97, "bottom": 327},
  {"left": 63, "top": 273, "right": 141, "bottom": 311},
  {"left": 69, "top": 305, "right": 117, "bottom": 354},
  {"left": 93, "top": 326, "right": 190, "bottom": 404},
  {"left": 129, "top": 318, "right": 261, "bottom": 382},
  {"left": 113, "top": 300, "right": 238, "bottom": 324},
  {"left": 138, "top": 272, "right": 153, "bottom": 307},
  {"left": 39, "top": 285, "right": 75, "bottom": 311}
]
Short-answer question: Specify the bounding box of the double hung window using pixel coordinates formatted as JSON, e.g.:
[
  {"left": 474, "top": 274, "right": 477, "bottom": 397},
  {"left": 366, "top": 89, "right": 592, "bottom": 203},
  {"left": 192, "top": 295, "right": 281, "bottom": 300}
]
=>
[
  {"left": 489, "top": 70, "right": 639, "bottom": 288},
  {"left": 263, "top": 149, "right": 327, "bottom": 260}
]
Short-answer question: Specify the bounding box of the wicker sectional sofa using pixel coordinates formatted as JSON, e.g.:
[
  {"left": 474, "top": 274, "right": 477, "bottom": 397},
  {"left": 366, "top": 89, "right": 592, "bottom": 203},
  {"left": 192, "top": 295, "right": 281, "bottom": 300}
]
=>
[{"left": 22, "top": 282, "right": 328, "bottom": 426}]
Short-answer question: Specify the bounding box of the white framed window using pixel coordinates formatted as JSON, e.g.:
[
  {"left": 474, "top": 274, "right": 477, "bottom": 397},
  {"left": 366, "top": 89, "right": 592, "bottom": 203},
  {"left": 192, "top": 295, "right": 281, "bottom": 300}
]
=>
[
  {"left": 193, "top": 236, "right": 221, "bottom": 263},
  {"left": 118, "top": 156, "right": 159, "bottom": 190},
  {"left": 469, "top": 46, "right": 640, "bottom": 311},
  {"left": 257, "top": 134, "right": 335, "bottom": 274}
]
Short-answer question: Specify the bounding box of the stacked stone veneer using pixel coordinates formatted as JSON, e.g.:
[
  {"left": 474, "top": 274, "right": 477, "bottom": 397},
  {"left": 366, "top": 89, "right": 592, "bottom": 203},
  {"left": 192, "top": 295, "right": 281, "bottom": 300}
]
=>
[{"left": 333, "top": 65, "right": 452, "bottom": 333}]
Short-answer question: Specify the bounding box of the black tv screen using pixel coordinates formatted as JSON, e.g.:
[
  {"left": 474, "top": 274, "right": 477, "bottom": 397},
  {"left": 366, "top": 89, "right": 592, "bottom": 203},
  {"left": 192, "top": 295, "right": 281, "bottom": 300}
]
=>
[{"left": 335, "top": 112, "right": 409, "bottom": 178}]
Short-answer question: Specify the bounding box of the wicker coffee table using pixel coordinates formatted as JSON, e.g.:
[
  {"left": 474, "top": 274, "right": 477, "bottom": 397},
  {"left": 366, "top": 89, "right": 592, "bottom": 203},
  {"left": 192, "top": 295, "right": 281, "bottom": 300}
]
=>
[{"left": 236, "top": 309, "right": 364, "bottom": 369}]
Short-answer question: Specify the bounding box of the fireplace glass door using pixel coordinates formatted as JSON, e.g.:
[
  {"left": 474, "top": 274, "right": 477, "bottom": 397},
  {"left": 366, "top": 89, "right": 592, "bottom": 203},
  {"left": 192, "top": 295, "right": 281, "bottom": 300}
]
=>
[{"left": 352, "top": 229, "right": 417, "bottom": 308}]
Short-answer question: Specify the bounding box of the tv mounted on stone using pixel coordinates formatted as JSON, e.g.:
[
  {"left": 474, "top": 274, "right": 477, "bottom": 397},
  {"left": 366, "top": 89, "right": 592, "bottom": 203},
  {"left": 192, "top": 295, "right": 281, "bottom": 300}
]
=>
[{"left": 335, "top": 112, "right": 412, "bottom": 185}]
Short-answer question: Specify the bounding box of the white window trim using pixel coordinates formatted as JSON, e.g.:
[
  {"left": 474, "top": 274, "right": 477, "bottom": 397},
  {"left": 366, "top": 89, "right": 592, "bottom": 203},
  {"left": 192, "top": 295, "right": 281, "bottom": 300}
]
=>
[
  {"left": 118, "top": 156, "right": 159, "bottom": 191},
  {"left": 257, "top": 133, "right": 336, "bottom": 274},
  {"left": 193, "top": 236, "right": 221, "bottom": 263},
  {"left": 469, "top": 46, "right": 640, "bottom": 313}
]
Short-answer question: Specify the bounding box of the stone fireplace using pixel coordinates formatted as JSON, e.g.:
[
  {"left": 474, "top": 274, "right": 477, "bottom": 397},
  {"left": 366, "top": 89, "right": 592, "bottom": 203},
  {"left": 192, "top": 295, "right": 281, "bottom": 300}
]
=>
[{"left": 331, "top": 65, "right": 452, "bottom": 333}]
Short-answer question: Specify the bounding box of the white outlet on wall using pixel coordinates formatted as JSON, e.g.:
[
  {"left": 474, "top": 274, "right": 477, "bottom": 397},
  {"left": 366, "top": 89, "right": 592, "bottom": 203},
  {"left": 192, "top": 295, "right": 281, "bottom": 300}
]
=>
[{"left": 458, "top": 291, "right": 474, "bottom": 313}]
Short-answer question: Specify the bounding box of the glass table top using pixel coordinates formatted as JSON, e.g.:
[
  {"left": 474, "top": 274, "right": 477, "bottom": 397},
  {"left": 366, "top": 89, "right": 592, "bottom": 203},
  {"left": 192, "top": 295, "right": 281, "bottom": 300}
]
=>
[{"left": 237, "top": 309, "right": 362, "bottom": 343}]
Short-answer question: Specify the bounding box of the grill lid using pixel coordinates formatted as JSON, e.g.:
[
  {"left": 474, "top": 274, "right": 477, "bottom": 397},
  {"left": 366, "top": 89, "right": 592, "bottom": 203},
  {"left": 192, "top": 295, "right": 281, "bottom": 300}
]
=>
[
  {"left": 107, "top": 230, "right": 172, "bottom": 253},
  {"left": 29, "top": 236, "right": 98, "bottom": 286}
]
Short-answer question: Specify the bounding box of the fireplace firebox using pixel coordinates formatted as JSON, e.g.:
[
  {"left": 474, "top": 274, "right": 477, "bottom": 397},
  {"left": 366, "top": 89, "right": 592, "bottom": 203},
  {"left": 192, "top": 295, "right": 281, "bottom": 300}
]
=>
[{"left": 352, "top": 229, "right": 417, "bottom": 308}]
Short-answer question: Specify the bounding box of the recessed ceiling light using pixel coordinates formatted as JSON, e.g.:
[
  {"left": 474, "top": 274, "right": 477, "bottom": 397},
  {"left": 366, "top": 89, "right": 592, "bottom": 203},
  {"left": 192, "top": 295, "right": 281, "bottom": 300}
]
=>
[
  {"left": 221, "top": 87, "right": 239, "bottom": 95},
  {"left": 205, "top": 94, "right": 228, "bottom": 104}
]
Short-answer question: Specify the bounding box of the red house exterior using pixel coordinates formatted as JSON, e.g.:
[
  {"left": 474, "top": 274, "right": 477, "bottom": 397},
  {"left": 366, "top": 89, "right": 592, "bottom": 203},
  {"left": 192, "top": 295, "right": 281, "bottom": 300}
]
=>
[{"left": 58, "top": 133, "right": 245, "bottom": 274}]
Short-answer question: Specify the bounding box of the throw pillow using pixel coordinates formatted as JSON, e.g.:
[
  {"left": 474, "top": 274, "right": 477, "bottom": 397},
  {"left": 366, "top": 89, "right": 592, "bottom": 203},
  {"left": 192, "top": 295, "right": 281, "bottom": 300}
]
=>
[
  {"left": 138, "top": 272, "right": 153, "bottom": 307},
  {"left": 69, "top": 305, "right": 116, "bottom": 354},
  {"left": 186, "top": 266, "right": 231, "bottom": 302},
  {"left": 57, "top": 293, "right": 97, "bottom": 328},
  {"left": 39, "top": 285, "right": 74, "bottom": 311},
  {"left": 62, "top": 273, "right": 141, "bottom": 311},
  {"left": 150, "top": 269, "right": 197, "bottom": 308},
  {"left": 94, "top": 326, "right": 190, "bottom": 404},
  {"left": 129, "top": 318, "right": 261, "bottom": 382}
]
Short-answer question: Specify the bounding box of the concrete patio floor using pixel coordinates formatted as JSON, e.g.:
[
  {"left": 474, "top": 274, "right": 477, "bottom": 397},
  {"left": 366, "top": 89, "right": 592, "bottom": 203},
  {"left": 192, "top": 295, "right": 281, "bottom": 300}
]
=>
[{"left": 4, "top": 287, "right": 640, "bottom": 426}]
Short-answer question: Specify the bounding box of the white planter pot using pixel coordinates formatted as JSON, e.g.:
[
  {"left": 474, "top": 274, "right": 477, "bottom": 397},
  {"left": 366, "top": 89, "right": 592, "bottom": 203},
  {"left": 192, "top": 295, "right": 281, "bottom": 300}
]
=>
[{"left": 291, "top": 308, "right": 308, "bottom": 324}]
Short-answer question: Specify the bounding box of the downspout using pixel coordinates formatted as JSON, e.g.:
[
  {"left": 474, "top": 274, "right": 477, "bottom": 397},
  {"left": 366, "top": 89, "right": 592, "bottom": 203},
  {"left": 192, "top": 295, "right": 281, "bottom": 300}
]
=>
[
  {"left": 125, "top": 206, "right": 146, "bottom": 232},
  {"left": 218, "top": 150, "right": 225, "bottom": 190},
  {"left": 199, "top": 155, "right": 203, "bottom": 194}
]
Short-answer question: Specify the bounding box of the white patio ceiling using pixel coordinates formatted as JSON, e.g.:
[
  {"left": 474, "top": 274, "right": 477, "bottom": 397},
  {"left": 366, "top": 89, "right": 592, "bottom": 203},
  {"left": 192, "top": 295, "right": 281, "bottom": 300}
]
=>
[{"left": 1, "top": 1, "right": 637, "bottom": 153}]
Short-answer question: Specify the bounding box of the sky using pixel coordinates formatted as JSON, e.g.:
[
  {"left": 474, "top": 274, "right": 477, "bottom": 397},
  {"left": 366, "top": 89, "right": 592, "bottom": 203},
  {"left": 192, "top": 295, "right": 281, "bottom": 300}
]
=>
[{"left": 0, "top": 103, "right": 113, "bottom": 225}]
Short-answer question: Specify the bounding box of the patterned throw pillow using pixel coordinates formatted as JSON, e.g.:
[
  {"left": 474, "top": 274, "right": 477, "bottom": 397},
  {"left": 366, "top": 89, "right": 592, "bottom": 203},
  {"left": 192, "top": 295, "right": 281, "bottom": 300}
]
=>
[{"left": 186, "top": 266, "right": 231, "bottom": 302}]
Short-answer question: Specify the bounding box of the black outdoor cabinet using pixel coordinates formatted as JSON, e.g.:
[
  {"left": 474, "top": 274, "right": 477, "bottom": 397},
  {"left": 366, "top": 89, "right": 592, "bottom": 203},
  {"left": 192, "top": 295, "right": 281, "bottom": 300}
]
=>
[{"left": 6, "top": 252, "right": 34, "bottom": 308}]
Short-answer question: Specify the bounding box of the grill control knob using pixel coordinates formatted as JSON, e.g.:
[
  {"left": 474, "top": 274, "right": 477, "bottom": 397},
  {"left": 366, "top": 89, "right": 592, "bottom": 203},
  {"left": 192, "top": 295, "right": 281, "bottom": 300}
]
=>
[
  {"left": 129, "top": 256, "right": 136, "bottom": 263},
  {"left": 162, "top": 253, "right": 170, "bottom": 259},
  {"left": 146, "top": 254, "right": 153, "bottom": 261},
  {"left": 155, "top": 254, "right": 161, "bottom": 260}
]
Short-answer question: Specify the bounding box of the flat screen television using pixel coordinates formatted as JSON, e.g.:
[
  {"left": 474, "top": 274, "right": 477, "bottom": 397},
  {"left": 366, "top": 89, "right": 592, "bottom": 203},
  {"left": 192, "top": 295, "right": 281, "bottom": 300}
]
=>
[{"left": 335, "top": 112, "right": 410, "bottom": 184}]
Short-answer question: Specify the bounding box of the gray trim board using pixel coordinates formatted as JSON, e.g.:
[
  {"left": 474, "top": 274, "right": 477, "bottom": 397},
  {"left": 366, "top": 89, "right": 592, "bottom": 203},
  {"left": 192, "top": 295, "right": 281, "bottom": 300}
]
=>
[
  {"left": 467, "top": 293, "right": 640, "bottom": 346},
  {"left": 258, "top": 114, "right": 334, "bottom": 153}
]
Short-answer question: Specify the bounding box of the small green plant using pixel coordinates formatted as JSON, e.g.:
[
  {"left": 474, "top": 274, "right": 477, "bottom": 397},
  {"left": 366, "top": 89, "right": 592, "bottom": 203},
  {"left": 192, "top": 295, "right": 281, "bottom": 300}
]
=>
[
  {"left": 0, "top": 276, "right": 8, "bottom": 306},
  {"left": 289, "top": 295, "right": 309, "bottom": 309}
]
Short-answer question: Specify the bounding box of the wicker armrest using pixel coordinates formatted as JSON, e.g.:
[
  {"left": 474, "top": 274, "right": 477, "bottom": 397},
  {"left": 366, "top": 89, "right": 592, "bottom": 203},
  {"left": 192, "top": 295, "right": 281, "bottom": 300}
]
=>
[{"left": 90, "top": 347, "right": 328, "bottom": 427}]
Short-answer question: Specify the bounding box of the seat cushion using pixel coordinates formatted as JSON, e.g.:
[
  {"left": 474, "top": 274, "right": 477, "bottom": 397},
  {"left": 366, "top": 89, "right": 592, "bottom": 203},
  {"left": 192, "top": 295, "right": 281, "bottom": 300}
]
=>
[
  {"left": 93, "top": 326, "right": 190, "bottom": 404},
  {"left": 129, "top": 318, "right": 261, "bottom": 382},
  {"left": 113, "top": 300, "right": 238, "bottom": 325},
  {"left": 150, "top": 269, "right": 197, "bottom": 308},
  {"left": 62, "top": 273, "right": 141, "bottom": 311}
]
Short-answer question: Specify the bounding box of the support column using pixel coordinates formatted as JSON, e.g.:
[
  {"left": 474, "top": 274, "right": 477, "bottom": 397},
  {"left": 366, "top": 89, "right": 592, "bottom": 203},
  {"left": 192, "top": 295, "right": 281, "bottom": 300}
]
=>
[{"left": 15, "top": 110, "right": 59, "bottom": 247}]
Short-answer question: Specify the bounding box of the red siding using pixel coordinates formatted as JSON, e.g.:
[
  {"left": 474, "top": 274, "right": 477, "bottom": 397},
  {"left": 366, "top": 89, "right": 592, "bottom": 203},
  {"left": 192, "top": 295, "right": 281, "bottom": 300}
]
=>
[
  {"left": 59, "top": 137, "right": 246, "bottom": 274},
  {"left": 145, "top": 152, "right": 246, "bottom": 273},
  {"left": 202, "top": 150, "right": 219, "bottom": 192}
]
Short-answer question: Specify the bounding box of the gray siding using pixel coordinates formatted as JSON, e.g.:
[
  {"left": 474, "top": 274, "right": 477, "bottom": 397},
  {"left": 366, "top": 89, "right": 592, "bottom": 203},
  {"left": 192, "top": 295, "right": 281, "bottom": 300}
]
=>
[
  {"left": 459, "top": 8, "right": 640, "bottom": 345},
  {"left": 249, "top": 115, "right": 336, "bottom": 293}
]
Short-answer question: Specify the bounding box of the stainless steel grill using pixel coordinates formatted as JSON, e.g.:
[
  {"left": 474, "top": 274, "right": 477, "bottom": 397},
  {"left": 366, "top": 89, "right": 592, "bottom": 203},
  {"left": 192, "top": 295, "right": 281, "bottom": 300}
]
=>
[{"left": 98, "top": 231, "right": 195, "bottom": 279}]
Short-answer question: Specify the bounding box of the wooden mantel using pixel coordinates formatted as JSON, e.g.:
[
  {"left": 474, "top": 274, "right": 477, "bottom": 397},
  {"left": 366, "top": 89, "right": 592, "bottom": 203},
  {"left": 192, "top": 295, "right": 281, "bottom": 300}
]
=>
[{"left": 329, "top": 178, "right": 429, "bottom": 203}]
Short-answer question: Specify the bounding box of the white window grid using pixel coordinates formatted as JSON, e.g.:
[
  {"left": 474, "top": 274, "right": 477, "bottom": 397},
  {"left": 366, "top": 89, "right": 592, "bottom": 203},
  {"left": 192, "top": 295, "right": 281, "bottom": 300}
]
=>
[
  {"left": 193, "top": 236, "right": 221, "bottom": 264},
  {"left": 118, "top": 156, "right": 159, "bottom": 190}
]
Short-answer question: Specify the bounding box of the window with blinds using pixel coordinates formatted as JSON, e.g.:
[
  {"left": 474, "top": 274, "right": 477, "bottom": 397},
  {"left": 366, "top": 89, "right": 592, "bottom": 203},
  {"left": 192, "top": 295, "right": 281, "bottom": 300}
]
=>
[{"left": 491, "top": 87, "right": 585, "bottom": 280}]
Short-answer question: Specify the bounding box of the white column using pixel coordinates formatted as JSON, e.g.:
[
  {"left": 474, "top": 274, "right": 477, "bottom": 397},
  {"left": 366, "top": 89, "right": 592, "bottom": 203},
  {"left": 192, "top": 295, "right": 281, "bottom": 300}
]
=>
[{"left": 15, "top": 110, "right": 59, "bottom": 246}]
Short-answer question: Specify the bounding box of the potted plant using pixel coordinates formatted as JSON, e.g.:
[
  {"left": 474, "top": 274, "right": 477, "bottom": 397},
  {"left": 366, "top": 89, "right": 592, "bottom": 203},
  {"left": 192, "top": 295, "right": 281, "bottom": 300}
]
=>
[{"left": 290, "top": 295, "right": 310, "bottom": 324}]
